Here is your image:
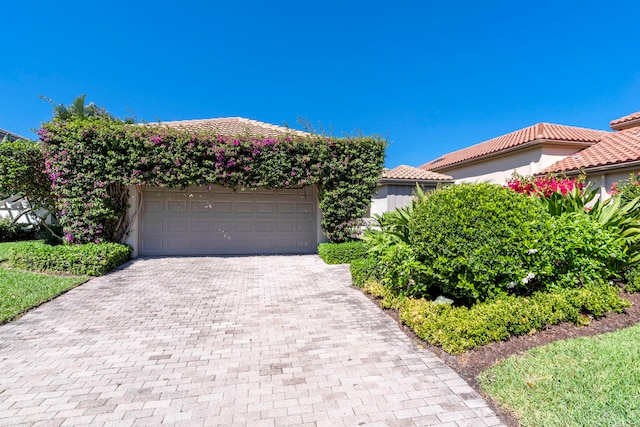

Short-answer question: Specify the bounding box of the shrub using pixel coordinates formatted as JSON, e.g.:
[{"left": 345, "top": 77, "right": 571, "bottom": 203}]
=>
[
  {"left": 0, "top": 218, "right": 37, "bottom": 242},
  {"left": 624, "top": 266, "right": 640, "bottom": 293},
  {"left": 610, "top": 171, "right": 640, "bottom": 205},
  {"left": 399, "top": 284, "right": 630, "bottom": 354},
  {"left": 350, "top": 256, "right": 380, "bottom": 288},
  {"left": 545, "top": 213, "right": 626, "bottom": 288},
  {"left": 409, "top": 183, "right": 552, "bottom": 302},
  {"left": 317, "top": 241, "right": 368, "bottom": 264},
  {"left": 9, "top": 242, "right": 132, "bottom": 276},
  {"left": 362, "top": 280, "right": 404, "bottom": 309},
  {"left": 375, "top": 242, "right": 430, "bottom": 298}
]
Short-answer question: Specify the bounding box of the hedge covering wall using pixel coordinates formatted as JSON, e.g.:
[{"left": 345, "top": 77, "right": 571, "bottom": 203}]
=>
[{"left": 39, "top": 118, "right": 386, "bottom": 244}]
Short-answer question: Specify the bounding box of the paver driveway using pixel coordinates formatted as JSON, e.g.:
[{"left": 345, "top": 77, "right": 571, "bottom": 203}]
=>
[{"left": 0, "top": 256, "right": 505, "bottom": 427}]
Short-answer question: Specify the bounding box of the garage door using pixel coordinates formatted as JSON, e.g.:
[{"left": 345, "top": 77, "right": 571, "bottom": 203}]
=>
[{"left": 139, "top": 186, "right": 318, "bottom": 256}]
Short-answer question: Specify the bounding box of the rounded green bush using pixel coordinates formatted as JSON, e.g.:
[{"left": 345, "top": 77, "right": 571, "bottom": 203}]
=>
[{"left": 408, "top": 183, "right": 552, "bottom": 302}]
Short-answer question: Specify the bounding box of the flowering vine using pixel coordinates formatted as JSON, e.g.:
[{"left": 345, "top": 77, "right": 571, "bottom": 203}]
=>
[{"left": 40, "top": 117, "right": 386, "bottom": 244}]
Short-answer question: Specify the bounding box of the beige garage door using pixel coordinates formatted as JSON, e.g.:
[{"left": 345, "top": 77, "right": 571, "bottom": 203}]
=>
[{"left": 139, "top": 186, "right": 318, "bottom": 256}]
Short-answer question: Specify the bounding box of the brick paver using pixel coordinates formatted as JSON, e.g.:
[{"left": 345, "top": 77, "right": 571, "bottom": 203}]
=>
[{"left": 0, "top": 256, "right": 505, "bottom": 426}]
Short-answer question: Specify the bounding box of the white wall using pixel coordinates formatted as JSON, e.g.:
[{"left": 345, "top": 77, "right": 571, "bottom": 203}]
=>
[{"left": 583, "top": 169, "right": 638, "bottom": 201}]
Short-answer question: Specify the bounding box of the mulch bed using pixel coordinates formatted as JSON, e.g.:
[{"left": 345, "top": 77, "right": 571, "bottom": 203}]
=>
[{"left": 366, "top": 291, "right": 640, "bottom": 427}]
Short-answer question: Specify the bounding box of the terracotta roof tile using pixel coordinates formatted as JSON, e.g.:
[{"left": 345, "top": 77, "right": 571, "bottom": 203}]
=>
[
  {"left": 151, "top": 117, "right": 309, "bottom": 138},
  {"left": 420, "top": 123, "right": 604, "bottom": 171},
  {"left": 382, "top": 165, "right": 452, "bottom": 181},
  {"left": 610, "top": 111, "right": 640, "bottom": 131},
  {"left": 541, "top": 128, "right": 640, "bottom": 174}
]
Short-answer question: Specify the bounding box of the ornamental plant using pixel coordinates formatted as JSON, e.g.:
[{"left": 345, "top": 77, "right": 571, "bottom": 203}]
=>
[
  {"left": 39, "top": 116, "right": 386, "bottom": 244},
  {"left": 506, "top": 172, "right": 584, "bottom": 197},
  {"left": 610, "top": 171, "right": 640, "bottom": 204},
  {"left": 408, "top": 183, "right": 552, "bottom": 302}
]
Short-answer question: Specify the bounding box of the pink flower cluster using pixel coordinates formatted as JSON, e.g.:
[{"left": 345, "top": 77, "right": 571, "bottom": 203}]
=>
[{"left": 506, "top": 175, "right": 583, "bottom": 198}]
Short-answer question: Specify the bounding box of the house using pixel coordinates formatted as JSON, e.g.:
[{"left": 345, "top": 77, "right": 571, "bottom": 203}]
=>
[
  {"left": 0, "top": 128, "right": 27, "bottom": 142},
  {"left": 125, "top": 117, "right": 431, "bottom": 257},
  {"left": 419, "top": 111, "right": 640, "bottom": 198},
  {"left": 124, "top": 118, "right": 316, "bottom": 257},
  {"left": 368, "top": 165, "right": 452, "bottom": 219}
]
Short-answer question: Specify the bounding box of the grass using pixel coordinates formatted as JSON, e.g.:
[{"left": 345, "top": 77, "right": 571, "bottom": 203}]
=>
[
  {"left": 478, "top": 324, "right": 640, "bottom": 427},
  {"left": 0, "top": 241, "right": 87, "bottom": 323}
]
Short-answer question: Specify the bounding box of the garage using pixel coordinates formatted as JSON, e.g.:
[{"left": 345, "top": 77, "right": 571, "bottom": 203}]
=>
[{"left": 138, "top": 185, "right": 319, "bottom": 256}]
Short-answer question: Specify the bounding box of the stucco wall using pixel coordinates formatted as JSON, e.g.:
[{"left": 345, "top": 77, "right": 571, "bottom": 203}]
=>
[
  {"left": 446, "top": 145, "right": 583, "bottom": 185},
  {"left": 584, "top": 169, "right": 638, "bottom": 200}
]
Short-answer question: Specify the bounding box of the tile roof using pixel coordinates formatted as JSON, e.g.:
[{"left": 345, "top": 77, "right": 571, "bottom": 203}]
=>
[
  {"left": 541, "top": 127, "right": 640, "bottom": 174},
  {"left": 420, "top": 123, "right": 605, "bottom": 171},
  {"left": 610, "top": 111, "right": 640, "bottom": 131},
  {"left": 381, "top": 165, "right": 452, "bottom": 181},
  {"left": 152, "top": 117, "right": 310, "bottom": 138}
]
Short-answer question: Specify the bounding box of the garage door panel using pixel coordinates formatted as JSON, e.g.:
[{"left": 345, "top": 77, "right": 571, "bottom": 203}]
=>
[
  {"left": 297, "top": 203, "right": 314, "bottom": 213},
  {"left": 255, "top": 221, "right": 274, "bottom": 232},
  {"left": 144, "top": 201, "right": 163, "bottom": 212},
  {"left": 167, "top": 220, "right": 187, "bottom": 232},
  {"left": 277, "top": 203, "right": 294, "bottom": 213},
  {"left": 236, "top": 202, "right": 253, "bottom": 212},
  {"left": 190, "top": 220, "right": 210, "bottom": 232},
  {"left": 140, "top": 185, "right": 318, "bottom": 255},
  {"left": 233, "top": 221, "right": 253, "bottom": 232},
  {"left": 297, "top": 239, "right": 314, "bottom": 249},
  {"left": 256, "top": 202, "right": 274, "bottom": 213},
  {"left": 191, "top": 201, "right": 212, "bottom": 211},
  {"left": 142, "top": 219, "right": 164, "bottom": 233},
  {"left": 297, "top": 220, "right": 314, "bottom": 232},
  {"left": 213, "top": 202, "right": 232, "bottom": 212},
  {"left": 276, "top": 221, "right": 294, "bottom": 231},
  {"left": 167, "top": 201, "right": 186, "bottom": 212},
  {"left": 142, "top": 239, "right": 164, "bottom": 251}
]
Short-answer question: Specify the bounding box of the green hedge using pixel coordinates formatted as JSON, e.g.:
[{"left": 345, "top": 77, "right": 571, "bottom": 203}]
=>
[
  {"left": 9, "top": 242, "right": 132, "bottom": 276},
  {"left": 398, "top": 284, "right": 630, "bottom": 354},
  {"left": 350, "top": 256, "right": 380, "bottom": 287},
  {"left": 318, "top": 241, "right": 368, "bottom": 264}
]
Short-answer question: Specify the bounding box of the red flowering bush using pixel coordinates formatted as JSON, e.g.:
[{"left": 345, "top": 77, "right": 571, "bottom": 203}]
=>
[{"left": 506, "top": 173, "right": 584, "bottom": 198}]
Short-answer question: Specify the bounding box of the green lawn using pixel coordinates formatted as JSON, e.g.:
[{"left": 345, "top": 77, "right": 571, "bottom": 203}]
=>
[
  {"left": 0, "top": 241, "right": 87, "bottom": 323},
  {"left": 479, "top": 324, "right": 640, "bottom": 427}
]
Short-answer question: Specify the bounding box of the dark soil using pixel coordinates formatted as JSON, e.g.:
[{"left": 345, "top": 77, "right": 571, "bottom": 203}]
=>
[{"left": 365, "top": 291, "right": 640, "bottom": 427}]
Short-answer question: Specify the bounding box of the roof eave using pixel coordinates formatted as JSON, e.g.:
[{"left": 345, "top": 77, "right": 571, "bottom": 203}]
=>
[
  {"left": 546, "top": 159, "right": 640, "bottom": 176},
  {"left": 611, "top": 118, "right": 640, "bottom": 131},
  {"left": 379, "top": 178, "right": 453, "bottom": 185},
  {"left": 427, "top": 139, "right": 596, "bottom": 172}
]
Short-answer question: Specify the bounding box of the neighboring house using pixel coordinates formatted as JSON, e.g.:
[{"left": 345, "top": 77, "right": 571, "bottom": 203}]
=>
[
  {"left": 368, "top": 165, "right": 452, "bottom": 219},
  {"left": 419, "top": 111, "right": 640, "bottom": 198},
  {"left": 0, "top": 128, "right": 27, "bottom": 142},
  {"left": 540, "top": 112, "right": 640, "bottom": 198}
]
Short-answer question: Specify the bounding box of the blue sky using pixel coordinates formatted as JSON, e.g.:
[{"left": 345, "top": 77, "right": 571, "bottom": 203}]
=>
[{"left": 2, "top": 1, "right": 639, "bottom": 167}]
